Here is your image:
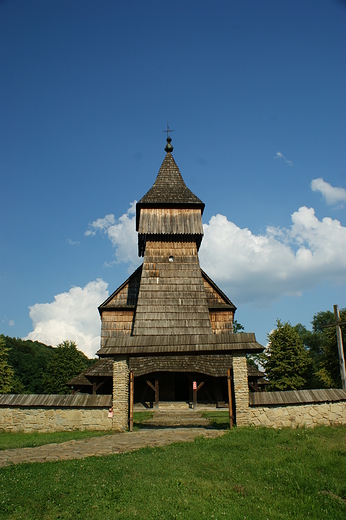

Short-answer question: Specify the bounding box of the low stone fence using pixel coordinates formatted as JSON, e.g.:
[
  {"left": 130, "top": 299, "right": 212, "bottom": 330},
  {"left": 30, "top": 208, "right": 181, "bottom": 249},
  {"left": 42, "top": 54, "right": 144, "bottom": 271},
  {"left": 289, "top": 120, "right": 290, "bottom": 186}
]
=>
[
  {"left": 249, "top": 389, "right": 346, "bottom": 428},
  {"left": 1, "top": 389, "right": 346, "bottom": 433},
  {"left": 0, "top": 394, "right": 113, "bottom": 433}
]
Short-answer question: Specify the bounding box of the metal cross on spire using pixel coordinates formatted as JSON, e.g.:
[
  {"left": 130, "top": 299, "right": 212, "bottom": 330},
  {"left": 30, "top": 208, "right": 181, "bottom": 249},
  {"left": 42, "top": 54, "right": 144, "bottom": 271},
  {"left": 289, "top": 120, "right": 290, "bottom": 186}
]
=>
[{"left": 163, "top": 123, "right": 175, "bottom": 139}]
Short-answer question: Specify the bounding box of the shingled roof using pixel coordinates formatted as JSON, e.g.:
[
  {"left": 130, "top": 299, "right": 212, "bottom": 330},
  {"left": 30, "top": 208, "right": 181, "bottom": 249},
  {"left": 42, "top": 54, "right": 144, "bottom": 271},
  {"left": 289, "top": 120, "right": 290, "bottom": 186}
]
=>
[{"left": 136, "top": 151, "right": 204, "bottom": 231}]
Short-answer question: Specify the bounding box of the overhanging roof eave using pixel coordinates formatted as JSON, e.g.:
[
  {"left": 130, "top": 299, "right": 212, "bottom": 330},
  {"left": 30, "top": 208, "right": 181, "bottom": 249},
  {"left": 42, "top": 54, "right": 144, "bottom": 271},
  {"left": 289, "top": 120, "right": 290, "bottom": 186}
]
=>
[{"left": 96, "top": 332, "right": 264, "bottom": 357}]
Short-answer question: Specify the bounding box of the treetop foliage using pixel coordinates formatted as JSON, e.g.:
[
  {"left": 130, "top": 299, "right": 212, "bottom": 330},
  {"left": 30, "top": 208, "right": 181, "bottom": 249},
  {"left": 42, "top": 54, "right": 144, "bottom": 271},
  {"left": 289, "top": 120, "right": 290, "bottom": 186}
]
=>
[
  {"left": 262, "top": 308, "right": 345, "bottom": 391},
  {"left": 262, "top": 319, "right": 311, "bottom": 391},
  {"left": 295, "top": 308, "right": 346, "bottom": 389},
  {"left": 0, "top": 335, "right": 14, "bottom": 393},
  {"left": 42, "top": 340, "right": 95, "bottom": 394},
  {"left": 233, "top": 320, "right": 245, "bottom": 333},
  {"left": 1, "top": 336, "right": 95, "bottom": 394},
  {"left": 3, "top": 335, "right": 55, "bottom": 394}
]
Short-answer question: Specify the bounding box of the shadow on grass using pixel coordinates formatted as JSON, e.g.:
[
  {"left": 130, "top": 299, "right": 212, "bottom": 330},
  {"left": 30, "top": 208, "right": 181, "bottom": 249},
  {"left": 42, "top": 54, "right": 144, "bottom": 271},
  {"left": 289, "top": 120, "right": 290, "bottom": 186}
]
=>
[{"left": 200, "top": 411, "right": 231, "bottom": 430}]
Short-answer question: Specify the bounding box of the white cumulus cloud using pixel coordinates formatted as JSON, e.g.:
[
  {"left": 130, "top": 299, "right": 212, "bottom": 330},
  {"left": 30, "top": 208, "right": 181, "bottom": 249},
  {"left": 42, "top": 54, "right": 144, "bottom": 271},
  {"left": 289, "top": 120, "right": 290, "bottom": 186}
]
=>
[
  {"left": 27, "top": 195, "right": 346, "bottom": 355},
  {"left": 85, "top": 202, "right": 139, "bottom": 269},
  {"left": 311, "top": 178, "right": 346, "bottom": 206},
  {"left": 199, "top": 207, "right": 346, "bottom": 305},
  {"left": 25, "top": 279, "right": 109, "bottom": 358}
]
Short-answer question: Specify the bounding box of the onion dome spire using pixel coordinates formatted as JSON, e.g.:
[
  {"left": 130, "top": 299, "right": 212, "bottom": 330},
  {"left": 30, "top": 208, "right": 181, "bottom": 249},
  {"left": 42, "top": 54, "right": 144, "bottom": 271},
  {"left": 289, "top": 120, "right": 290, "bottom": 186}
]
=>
[
  {"left": 163, "top": 123, "right": 174, "bottom": 153},
  {"left": 165, "top": 136, "right": 173, "bottom": 153}
]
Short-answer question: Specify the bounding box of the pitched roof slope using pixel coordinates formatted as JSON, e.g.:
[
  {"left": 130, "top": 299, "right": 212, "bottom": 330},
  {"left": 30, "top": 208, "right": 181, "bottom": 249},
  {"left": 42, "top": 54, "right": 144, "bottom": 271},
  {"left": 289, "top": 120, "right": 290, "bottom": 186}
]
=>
[{"left": 137, "top": 152, "right": 204, "bottom": 210}]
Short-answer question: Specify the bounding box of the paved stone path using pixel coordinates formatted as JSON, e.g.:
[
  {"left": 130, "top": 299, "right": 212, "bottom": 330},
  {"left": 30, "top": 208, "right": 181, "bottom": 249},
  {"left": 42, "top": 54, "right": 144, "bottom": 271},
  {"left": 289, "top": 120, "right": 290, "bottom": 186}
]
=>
[{"left": 0, "top": 411, "right": 225, "bottom": 468}]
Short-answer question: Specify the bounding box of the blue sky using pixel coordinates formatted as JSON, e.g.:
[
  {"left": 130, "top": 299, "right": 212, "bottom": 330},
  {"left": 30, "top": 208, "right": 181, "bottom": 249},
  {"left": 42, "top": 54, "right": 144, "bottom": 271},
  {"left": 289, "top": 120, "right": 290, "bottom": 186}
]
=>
[{"left": 1, "top": 0, "right": 345, "bottom": 357}]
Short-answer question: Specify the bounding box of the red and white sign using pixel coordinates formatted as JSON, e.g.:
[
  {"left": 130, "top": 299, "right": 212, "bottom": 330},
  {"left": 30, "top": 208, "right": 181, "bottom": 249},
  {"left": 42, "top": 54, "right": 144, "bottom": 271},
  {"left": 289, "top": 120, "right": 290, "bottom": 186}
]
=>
[{"left": 193, "top": 381, "right": 197, "bottom": 390}]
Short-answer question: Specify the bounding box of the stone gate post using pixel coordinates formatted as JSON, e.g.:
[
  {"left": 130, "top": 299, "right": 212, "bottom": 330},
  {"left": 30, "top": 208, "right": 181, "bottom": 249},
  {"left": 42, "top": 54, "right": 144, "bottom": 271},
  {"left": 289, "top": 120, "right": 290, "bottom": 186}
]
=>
[
  {"left": 112, "top": 356, "right": 129, "bottom": 431},
  {"left": 233, "top": 353, "right": 249, "bottom": 426}
]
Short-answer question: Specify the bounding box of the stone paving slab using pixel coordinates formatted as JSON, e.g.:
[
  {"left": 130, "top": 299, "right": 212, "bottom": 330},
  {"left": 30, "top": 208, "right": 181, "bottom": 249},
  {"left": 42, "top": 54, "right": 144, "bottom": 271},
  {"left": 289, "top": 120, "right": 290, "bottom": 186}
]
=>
[
  {"left": 0, "top": 428, "right": 224, "bottom": 468},
  {"left": 141, "top": 410, "right": 212, "bottom": 428}
]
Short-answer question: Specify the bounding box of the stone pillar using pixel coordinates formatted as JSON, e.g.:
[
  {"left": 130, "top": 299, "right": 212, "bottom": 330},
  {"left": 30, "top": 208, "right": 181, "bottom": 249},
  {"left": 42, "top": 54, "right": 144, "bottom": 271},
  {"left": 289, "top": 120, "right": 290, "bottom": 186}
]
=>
[
  {"left": 233, "top": 353, "right": 249, "bottom": 426},
  {"left": 112, "top": 356, "right": 129, "bottom": 431}
]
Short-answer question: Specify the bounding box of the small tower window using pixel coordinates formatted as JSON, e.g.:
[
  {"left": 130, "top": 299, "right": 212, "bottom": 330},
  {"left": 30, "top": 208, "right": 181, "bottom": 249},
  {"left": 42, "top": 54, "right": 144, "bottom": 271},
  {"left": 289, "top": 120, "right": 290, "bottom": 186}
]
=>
[{"left": 169, "top": 255, "right": 174, "bottom": 262}]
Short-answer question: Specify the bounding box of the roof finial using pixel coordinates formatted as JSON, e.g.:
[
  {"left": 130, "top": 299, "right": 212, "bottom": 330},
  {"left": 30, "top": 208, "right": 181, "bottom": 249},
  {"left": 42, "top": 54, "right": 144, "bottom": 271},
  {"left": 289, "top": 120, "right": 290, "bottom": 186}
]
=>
[{"left": 163, "top": 123, "right": 174, "bottom": 153}]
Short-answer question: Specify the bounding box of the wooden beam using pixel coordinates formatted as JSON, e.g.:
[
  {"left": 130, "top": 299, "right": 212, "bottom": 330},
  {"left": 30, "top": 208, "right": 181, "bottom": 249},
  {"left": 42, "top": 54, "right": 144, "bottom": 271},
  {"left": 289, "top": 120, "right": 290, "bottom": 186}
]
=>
[
  {"left": 227, "top": 368, "right": 234, "bottom": 429},
  {"left": 155, "top": 379, "right": 159, "bottom": 409},
  {"left": 146, "top": 380, "right": 155, "bottom": 392},
  {"left": 95, "top": 381, "right": 105, "bottom": 391},
  {"left": 129, "top": 371, "right": 134, "bottom": 432},
  {"left": 197, "top": 380, "right": 206, "bottom": 392}
]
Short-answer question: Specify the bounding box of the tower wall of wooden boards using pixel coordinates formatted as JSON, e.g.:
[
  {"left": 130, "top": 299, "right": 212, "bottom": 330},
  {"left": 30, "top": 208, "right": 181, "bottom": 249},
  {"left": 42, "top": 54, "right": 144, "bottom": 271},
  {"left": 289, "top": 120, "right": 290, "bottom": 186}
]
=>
[{"left": 96, "top": 142, "right": 263, "bottom": 430}]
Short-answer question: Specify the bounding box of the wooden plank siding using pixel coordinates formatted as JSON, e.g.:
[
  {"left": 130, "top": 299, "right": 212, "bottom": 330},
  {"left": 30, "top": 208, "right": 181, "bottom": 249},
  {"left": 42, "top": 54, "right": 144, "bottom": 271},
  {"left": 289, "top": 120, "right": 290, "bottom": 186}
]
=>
[
  {"left": 209, "top": 310, "right": 234, "bottom": 334},
  {"left": 138, "top": 208, "right": 203, "bottom": 235},
  {"left": 98, "top": 255, "right": 238, "bottom": 350},
  {"left": 100, "top": 310, "right": 135, "bottom": 348},
  {"left": 99, "top": 266, "right": 141, "bottom": 308},
  {"left": 132, "top": 239, "right": 212, "bottom": 336}
]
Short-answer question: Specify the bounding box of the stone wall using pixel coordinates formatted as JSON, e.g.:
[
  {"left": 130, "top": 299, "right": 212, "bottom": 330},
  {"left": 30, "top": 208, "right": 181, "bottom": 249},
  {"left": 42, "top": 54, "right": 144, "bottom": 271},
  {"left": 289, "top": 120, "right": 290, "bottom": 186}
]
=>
[
  {"left": 0, "top": 394, "right": 113, "bottom": 433},
  {"left": 248, "top": 389, "right": 346, "bottom": 428},
  {"left": 112, "top": 356, "right": 129, "bottom": 431},
  {"left": 249, "top": 401, "right": 346, "bottom": 428},
  {"left": 0, "top": 407, "right": 112, "bottom": 433},
  {"left": 232, "top": 353, "right": 249, "bottom": 426}
]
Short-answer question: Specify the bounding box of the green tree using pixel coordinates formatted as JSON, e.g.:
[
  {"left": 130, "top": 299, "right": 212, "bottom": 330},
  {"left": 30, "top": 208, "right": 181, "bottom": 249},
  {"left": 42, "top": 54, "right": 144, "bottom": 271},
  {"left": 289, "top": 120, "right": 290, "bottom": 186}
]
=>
[
  {"left": 5, "top": 336, "right": 55, "bottom": 393},
  {"left": 293, "top": 323, "right": 322, "bottom": 388},
  {"left": 311, "top": 309, "right": 345, "bottom": 388},
  {"left": 233, "top": 320, "right": 245, "bottom": 333},
  {"left": 0, "top": 335, "right": 14, "bottom": 393},
  {"left": 262, "top": 320, "right": 311, "bottom": 391},
  {"left": 294, "top": 308, "right": 346, "bottom": 389},
  {"left": 42, "top": 340, "right": 92, "bottom": 394}
]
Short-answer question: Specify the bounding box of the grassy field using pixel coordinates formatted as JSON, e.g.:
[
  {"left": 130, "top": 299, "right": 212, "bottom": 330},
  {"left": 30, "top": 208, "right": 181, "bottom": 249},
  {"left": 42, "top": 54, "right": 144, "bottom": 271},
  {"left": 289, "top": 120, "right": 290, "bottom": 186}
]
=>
[{"left": 0, "top": 425, "right": 345, "bottom": 519}]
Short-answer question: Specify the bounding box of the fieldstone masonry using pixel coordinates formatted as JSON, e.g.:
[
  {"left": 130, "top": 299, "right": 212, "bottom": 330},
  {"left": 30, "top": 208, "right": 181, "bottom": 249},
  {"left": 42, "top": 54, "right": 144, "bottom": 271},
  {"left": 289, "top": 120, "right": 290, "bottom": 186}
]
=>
[
  {"left": 0, "top": 408, "right": 111, "bottom": 433},
  {"left": 1, "top": 389, "right": 346, "bottom": 432},
  {"left": 249, "top": 401, "right": 346, "bottom": 428},
  {"left": 232, "top": 353, "right": 249, "bottom": 426},
  {"left": 112, "top": 356, "right": 130, "bottom": 431}
]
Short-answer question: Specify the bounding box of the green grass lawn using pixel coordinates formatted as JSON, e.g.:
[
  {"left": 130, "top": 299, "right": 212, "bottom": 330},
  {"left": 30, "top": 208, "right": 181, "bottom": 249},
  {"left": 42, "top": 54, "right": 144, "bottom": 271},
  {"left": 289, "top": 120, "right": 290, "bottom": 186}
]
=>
[
  {"left": 0, "top": 425, "right": 345, "bottom": 519},
  {"left": 201, "top": 410, "right": 230, "bottom": 429}
]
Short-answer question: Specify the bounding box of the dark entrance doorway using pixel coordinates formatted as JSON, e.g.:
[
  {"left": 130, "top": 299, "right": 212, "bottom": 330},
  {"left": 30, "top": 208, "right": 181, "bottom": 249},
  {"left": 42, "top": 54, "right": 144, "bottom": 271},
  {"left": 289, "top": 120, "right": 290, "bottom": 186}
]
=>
[{"left": 134, "top": 372, "right": 230, "bottom": 407}]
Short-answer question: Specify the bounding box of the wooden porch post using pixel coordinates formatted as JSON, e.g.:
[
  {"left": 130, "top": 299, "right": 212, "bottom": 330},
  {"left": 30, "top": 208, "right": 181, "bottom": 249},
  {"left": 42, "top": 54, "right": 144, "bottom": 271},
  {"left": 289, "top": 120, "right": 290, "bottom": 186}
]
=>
[
  {"left": 155, "top": 379, "right": 159, "bottom": 409},
  {"left": 193, "top": 381, "right": 197, "bottom": 409},
  {"left": 227, "top": 368, "right": 234, "bottom": 428},
  {"left": 129, "top": 371, "right": 134, "bottom": 432}
]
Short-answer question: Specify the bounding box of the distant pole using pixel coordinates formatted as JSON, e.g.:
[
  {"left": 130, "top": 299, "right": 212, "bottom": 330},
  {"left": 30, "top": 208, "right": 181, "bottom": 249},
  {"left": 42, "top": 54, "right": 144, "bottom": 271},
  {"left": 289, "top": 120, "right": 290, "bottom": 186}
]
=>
[{"left": 333, "top": 305, "right": 346, "bottom": 390}]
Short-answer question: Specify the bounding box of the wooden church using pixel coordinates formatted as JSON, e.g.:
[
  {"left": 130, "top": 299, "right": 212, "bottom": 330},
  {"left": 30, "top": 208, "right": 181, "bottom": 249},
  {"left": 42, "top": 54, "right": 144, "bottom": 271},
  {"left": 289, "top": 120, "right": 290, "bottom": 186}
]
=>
[{"left": 68, "top": 135, "right": 264, "bottom": 429}]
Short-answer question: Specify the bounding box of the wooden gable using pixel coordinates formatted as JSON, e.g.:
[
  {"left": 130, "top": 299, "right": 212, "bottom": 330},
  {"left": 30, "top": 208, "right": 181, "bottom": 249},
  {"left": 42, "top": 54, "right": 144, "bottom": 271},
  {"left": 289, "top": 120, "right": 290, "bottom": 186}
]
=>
[
  {"left": 202, "top": 270, "right": 236, "bottom": 334},
  {"left": 98, "top": 266, "right": 142, "bottom": 349}
]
